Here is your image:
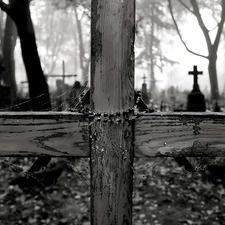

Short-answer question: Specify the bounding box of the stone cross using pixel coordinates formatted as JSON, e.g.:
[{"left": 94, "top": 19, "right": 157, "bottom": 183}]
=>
[
  {"left": 187, "top": 65, "right": 206, "bottom": 112},
  {"left": 188, "top": 65, "right": 203, "bottom": 91}
]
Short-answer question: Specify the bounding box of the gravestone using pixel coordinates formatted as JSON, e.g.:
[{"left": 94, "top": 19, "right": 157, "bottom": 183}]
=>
[
  {"left": 141, "top": 74, "right": 149, "bottom": 104},
  {"left": 0, "top": 85, "right": 11, "bottom": 109},
  {"left": 187, "top": 65, "right": 206, "bottom": 112},
  {"left": 53, "top": 79, "right": 65, "bottom": 111}
]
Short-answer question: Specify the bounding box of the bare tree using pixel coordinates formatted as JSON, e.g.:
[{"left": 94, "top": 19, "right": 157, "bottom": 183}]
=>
[
  {"left": 168, "top": 0, "right": 225, "bottom": 101},
  {"left": 0, "top": 0, "right": 52, "bottom": 173},
  {"left": 0, "top": 0, "right": 51, "bottom": 111}
]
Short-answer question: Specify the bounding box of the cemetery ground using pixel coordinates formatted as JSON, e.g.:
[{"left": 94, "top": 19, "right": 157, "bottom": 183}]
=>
[{"left": 0, "top": 157, "right": 225, "bottom": 225}]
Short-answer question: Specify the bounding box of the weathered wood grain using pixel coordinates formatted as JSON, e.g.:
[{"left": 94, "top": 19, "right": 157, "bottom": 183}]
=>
[
  {"left": 90, "top": 0, "right": 135, "bottom": 224},
  {"left": 2, "top": 112, "right": 225, "bottom": 158},
  {"left": 135, "top": 112, "right": 225, "bottom": 157},
  {"left": 0, "top": 112, "right": 89, "bottom": 156}
]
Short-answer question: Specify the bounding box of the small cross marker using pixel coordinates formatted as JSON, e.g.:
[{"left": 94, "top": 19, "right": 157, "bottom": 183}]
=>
[
  {"left": 142, "top": 74, "right": 147, "bottom": 84},
  {"left": 188, "top": 65, "right": 203, "bottom": 91}
]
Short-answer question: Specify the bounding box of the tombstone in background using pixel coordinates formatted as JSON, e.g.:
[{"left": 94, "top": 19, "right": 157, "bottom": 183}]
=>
[
  {"left": 173, "top": 66, "right": 205, "bottom": 172},
  {"left": 68, "top": 81, "right": 86, "bottom": 109},
  {"left": 0, "top": 85, "right": 11, "bottom": 109},
  {"left": 187, "top": 65, "right": 206, "bottom": 112},
  {"left": 214, "top": 101, "right": 221, "bottom": 112},
  {"left": 53, "top": 79, "right": 64, "bottom": 111},
  {"left": 141, "top": 74, "right": 149, "bottom": 104}
]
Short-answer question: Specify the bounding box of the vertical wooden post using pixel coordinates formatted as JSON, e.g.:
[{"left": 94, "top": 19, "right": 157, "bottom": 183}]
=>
[{"left": 90, "top": 0, "right": 135, "bottom": 224}]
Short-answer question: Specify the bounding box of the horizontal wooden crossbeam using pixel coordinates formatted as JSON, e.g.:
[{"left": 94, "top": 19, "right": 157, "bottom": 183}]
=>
[
  {"left": 1, "top": 112, "right": 225, "bottom": 157},
  {"left": 0, "top": 112, "right": 89, "bottom": 157},
  {"left": 135, "top": 112, "right": 225, "bottom": 157}
]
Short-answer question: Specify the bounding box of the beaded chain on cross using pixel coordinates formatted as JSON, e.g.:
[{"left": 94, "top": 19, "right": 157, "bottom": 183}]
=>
[{"left": 69, "top": 89, "right": 155, "bottom": 124}]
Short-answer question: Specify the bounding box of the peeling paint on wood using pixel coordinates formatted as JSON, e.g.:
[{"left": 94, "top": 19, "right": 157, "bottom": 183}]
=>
[
  {"left": 90, "top": 121, "right": 134, "bottom": 224},
  {"left": 135, "top": 112, "right": 225, "bottom": 157},
  {"left": 0, "top": 112, "right": 89, "bottom": 156},
  {"left": 2, "top": 112, "right": 225, "bottom": 158},
  {"left": 91, "top": 0, "right": 134, "bottom": 113},
  {"left": 90, "top": 0, "right": 135, "bottom": 224}
]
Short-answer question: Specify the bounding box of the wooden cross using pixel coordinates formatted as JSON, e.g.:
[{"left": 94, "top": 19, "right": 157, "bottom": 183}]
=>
[
  {"left": 45, "top": 61, "right": 77, "bottom": 84},
  {"left": 142, "top": 74, "right": 147, "bottom": 84},
  {"left": 45, "top": 61, "right": 77, "bottom": 110},
  {"left": 0, "top": 1, "right": 225, "bottom": 224},
  {"left": 188, "top": 65, "right": 203, "bottom": 91},
  {"left": 21, "top": 61, "right": 77, "bottom": 93}
]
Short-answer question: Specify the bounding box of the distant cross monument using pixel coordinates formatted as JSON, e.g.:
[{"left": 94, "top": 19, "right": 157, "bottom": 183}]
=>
[
  {"left": 188, "top": 65, "right": 203, "bottom": 91},
  {"left": 141, "top": 74, "right": 149, "bottom": 104},
  {"left": 142, "top": 74, "right": 147, "bottom": 84},
  {"left": 45, "top": 61, "right": 77, "bottom": 85},
  {"left": 20, "top": 61, "right": 77, "bottom": 111},
  {"left": 187, "top": 65, "right": 206, "bottom": 112},
  {"left": 46, "top": 61, "right": 77, "bottom": 111}
]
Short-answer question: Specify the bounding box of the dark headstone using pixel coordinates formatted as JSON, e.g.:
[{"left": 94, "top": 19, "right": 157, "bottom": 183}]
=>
[
  {"left": 214, "top": 101, "right": 221, "bottom": 112},
  {"left": 187, "top": 66, "right": 206, "bottom": 112},
  {"left": 0, "top": 85, "right": 11, "bottom": 109},
  {"left": 141, "top": 74, "right": 149, "bottom": 104}
]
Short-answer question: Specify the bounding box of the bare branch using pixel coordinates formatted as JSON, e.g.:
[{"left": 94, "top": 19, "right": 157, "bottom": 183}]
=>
[
  {"left": 211, "top": 8, "right": 219, "bottom": 24},
  {"left": 208, "top": 24, "right": 219, "bottom": 32},
  {"left": 190, "top": 0, "right": 212, "bottom": 51},
  {"left": 0, "top": 0, "right": 10, "bottom": 15},
  {"left": 168, "top": 0, "right": 208, "bottom": 59},
  {"left": 178, "top": 0, "right": 194, "bottom": 14}
]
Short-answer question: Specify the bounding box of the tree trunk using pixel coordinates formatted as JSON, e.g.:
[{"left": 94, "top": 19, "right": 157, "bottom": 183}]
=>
[
  {"left": 2, "top": 13, "right": 17, "bottom": 106},
  {"left": 208, "top": 52, "right": 219, "bottom": 101},
  {"left": 149, "top": 4, "right": 155, "bottom": 99},
  {"left": 168, "top": 0, "right": 225, "bottom": 102},
  {"left": 73, "top": 4, "right": 89, "bottom": 84},
  {"left": 0, "top": 9, "right": 4, "bottom": 50},
  {"left": 0, "top": 0, "right": 52, "bottom": 175},
  {"left": 10, "top": 0, "right": 51, "bottom": 111}
]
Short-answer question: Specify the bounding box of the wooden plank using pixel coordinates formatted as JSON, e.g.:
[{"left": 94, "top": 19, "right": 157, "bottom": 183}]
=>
[
  {"left": 90, "top": 0, "right": 135, "bottom": 224},
  {"left": 135, "top": 112, "right": 225, "bottom": 157},
  {"left": 0, "top": 112, "right": 89, "bottom": 156},
  {"left": 2, "top": 112, "right": 225, "bottom": 158}
]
